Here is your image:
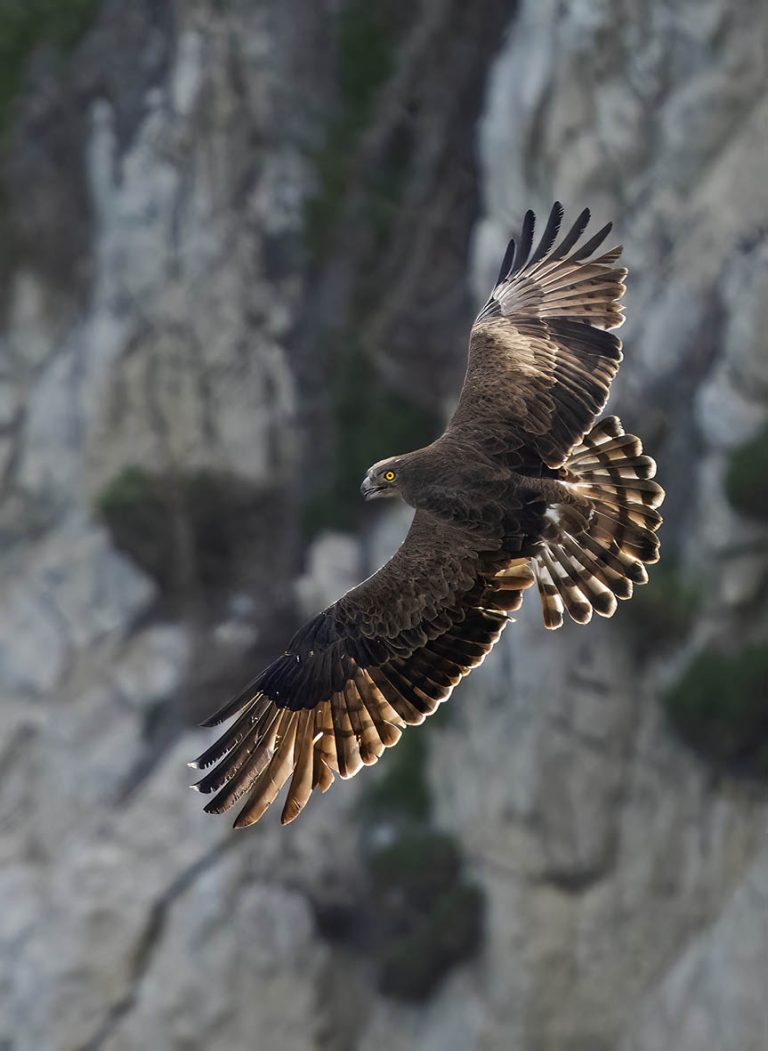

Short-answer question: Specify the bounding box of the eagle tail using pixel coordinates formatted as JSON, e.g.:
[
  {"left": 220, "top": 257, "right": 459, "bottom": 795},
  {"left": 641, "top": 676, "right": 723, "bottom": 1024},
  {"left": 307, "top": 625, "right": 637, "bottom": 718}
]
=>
[{"left": 533, "top": 416, "right": 664, "bottom": 629}]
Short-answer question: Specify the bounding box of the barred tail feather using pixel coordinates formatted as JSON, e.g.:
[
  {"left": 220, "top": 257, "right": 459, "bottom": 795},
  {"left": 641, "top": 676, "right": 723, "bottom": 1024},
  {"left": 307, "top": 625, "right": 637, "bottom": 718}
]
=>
[{"left": 533, "top": 415, "right": 664, "bottom": 629}]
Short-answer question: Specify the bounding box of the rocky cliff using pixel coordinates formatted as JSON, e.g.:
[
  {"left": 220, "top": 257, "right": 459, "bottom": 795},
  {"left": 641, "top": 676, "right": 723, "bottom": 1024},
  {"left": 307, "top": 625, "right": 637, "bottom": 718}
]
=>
[{"left": 0, "top": 1, "right": 766, "bottom": 1049}]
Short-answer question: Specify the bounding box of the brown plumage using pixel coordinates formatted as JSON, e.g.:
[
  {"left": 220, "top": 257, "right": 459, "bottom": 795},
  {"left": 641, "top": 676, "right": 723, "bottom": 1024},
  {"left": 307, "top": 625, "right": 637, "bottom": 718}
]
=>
[{"left": 191, "top": 202, "right": 665, "bottom": 827}]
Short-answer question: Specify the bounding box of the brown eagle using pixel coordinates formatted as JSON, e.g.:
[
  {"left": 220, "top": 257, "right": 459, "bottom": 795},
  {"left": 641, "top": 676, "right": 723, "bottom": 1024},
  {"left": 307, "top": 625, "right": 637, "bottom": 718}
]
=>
[{"left": 191, "top": 203, "right": 664, "bottom": 827}]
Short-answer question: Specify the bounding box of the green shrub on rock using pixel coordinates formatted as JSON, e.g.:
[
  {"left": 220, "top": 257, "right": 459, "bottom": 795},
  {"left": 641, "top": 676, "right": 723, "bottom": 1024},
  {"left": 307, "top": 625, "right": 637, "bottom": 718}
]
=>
[
  {"left": 97, "top": 466, "right": 173, "bottom": 590},
  {"left": 96, "top": 464, "right": 283, "bottom": 610},
  {"left": 367, "top": 829, "right": 484, "bottom": 1002},
  {"left": 0, "top": 0, "right": 99, "bottom": 134},
  {"left": 663, "top": 642, "right": 768, "bottom": 776},
  {"left": 358, "top": 728, "right": 431, "bottom": 823},
  {"left": 304, "top": 0, "right": 405, "bottom": 253},
  {"left": 302, "top": 347, "right": 440, "bottom": 536},
  {"left": 621, "top": 560, "right": 698, "bottom": 654},
  {"left": 725, "top": 424, "right": 768, "bottom": 521}
]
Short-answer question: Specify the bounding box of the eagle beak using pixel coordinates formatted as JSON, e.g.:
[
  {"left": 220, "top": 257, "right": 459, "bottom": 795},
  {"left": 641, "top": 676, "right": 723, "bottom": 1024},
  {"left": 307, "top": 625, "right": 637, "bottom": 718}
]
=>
[
  {"left": 362, "top": 470, "right": 397, "bottom": 500},
  {"left": 361, "top": 474, "right": 378, "bottom": 500}
]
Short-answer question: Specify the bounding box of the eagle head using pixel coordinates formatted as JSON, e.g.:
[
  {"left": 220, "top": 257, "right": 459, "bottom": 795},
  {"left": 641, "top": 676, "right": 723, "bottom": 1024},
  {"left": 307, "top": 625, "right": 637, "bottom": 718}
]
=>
[{"left": 361, "top": 457, "right": 404, "bottom": 501}]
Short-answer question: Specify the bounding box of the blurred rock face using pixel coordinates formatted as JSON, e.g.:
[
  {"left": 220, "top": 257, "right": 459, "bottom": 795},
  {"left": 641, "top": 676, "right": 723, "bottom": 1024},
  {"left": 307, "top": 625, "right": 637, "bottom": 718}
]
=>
[{"left": 0, "top": 1, "right": 767, "bottom": 1050}]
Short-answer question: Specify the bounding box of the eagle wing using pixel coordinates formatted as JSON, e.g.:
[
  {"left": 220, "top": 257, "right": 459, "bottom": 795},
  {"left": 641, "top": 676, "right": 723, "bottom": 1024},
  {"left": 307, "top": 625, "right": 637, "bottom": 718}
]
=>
[
  {"left": 448, "top": 203, "right": 626, "bottom": 469},
  {"left": 190, "top": 511, "right": 534, "bottom": 827}
]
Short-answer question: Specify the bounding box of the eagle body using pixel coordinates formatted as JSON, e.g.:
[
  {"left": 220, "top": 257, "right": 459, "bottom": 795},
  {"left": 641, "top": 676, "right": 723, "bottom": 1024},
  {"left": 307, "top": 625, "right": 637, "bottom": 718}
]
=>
[
  {"left": 192, "top": 203, "right": 665, "bottom": 828},
  {"left": 387, "top": 443, "right": 546, "bottom": 541}
]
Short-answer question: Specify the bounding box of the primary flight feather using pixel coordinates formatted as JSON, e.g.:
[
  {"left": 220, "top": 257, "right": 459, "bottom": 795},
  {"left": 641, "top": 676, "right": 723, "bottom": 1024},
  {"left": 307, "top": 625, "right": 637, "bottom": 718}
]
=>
[{"left": 191, "top": 203, "right": 664, "bottom": 827}]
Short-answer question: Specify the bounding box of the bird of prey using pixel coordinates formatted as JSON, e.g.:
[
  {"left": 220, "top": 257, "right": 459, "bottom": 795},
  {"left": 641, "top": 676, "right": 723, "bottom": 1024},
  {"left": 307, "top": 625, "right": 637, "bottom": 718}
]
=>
[{"left": 191, "top": 203, "right": 664, "bottom": 828}]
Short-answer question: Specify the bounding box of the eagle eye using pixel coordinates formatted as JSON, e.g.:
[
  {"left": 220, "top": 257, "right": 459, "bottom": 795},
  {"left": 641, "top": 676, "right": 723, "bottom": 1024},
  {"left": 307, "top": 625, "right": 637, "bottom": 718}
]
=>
[{"left": 384, "top": 470, "right": 396, "bottom": 482}]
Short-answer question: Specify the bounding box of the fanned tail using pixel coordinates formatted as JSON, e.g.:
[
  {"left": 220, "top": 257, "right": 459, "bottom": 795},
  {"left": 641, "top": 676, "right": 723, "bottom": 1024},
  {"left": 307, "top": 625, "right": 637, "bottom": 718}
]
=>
[{"left": 533, "top": 416, "right": 664, "bottom": 629}]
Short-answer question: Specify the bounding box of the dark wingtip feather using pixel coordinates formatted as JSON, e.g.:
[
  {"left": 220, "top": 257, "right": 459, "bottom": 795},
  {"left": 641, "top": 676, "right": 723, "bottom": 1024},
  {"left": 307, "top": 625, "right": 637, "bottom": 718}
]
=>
[
  {"left": 552, "top": 207, "right": 591, "bottom": 259},
  {"left": 529, "top": 201, "right": 564, "bottom": 265},
  {"left": 198, "top": 678, "right": 262, "bottom": 727},
  {"left": 189, "top": 736, "right": 235, "bottom": 773},
  {"left": 495, "top": 237, "right": 517, "bottom": 285},
  {"left": 509, "top": 209, "right": 535, "bottom": 277},
  {"left": 190, "top": 769, "right": 222, "bottom": 795},
  {"left": 571, "top": 220, "right": 613, "bottom": 262}
]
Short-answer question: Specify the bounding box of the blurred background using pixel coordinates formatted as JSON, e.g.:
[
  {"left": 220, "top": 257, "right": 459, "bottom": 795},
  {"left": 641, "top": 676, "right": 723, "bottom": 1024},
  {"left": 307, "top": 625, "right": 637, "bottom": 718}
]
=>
[{"left": 0, "top": 1, "right": 767, "bottom": 1048}]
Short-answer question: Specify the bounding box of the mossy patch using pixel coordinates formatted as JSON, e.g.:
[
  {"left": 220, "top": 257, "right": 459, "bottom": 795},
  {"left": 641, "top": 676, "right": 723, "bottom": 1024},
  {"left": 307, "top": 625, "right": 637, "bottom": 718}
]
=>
[
  {"left": 302, "top": 346, "right": 441, "bottom": 536},
  {"left": 663, "top": 642, "right": 768, "bottom": 776},
  {"left": 304, "top": 0, "right": 411, "bottom": 255},
  {"left": 301, "top": 1, "right": 433, "bottom": 536},
  {"left": 621, "top": 560, "right": 699, "bottom": 655},
  {"left": 368, "top": 828, "right": 461, "bottom": 898},
  {"left": 352, "top": 721, "right": 484, "bottom": 999},
  {"left": 0, "top": 0, "right": 100, "bottom": 135},
  {"left": 367, "top": 829, "right": 484, "bottom": 1001},
  {"left": 725, "top": 424, "right": 768, "bottom": 521},
  {"left": 358, "top": 728, "right": 431, "bottom": 823},
  {"left": 96, "top": 465, "right": 283, "bottom": 611},
  {"left": 97, "top": 465, "right": 173, "bottom": 588}
]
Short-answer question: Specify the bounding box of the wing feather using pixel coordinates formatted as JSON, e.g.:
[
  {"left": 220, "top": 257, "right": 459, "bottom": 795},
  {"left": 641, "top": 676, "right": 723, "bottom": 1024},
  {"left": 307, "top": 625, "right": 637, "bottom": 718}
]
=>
[
  {"left": 280, "top": 711, "right": 315, "bottom": 825},
  {"left": 508, "top": 209, "right": 535, "bottom": 276},
  {"left": 453, "top": 203, "right": 626, "bottom": 468},
  {"left": 528, "top": 200, "right": 564, "bottom": 266},
  {"left": 191, "top": 513, "right": 533, "bottom": 827}
]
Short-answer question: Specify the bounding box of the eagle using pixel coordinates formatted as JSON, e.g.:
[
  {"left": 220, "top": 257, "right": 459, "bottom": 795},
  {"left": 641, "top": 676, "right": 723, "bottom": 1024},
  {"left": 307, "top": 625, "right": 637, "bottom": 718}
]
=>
[{"left": 190, "top": 203, "right": 664, "bottom": 828}]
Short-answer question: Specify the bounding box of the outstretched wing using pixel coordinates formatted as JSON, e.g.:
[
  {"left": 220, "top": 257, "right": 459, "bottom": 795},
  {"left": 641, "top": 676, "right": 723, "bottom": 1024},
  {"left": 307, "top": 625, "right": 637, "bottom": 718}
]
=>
[
  {"left": 190, "top": 512, "right": 534, "bottom": 827},
  {"left": 449, "top": 203, "right": 626, "bottom": 468}
]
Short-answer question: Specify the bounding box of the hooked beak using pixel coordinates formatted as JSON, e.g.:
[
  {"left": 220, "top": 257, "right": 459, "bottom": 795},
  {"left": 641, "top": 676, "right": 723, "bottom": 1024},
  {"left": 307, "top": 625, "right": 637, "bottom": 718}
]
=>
[
  {"left": 361, "top": 472, "right": 396, "bottom": 501},
  {"left": 360, "top": 474, "right": 382, "bottom": 501}
]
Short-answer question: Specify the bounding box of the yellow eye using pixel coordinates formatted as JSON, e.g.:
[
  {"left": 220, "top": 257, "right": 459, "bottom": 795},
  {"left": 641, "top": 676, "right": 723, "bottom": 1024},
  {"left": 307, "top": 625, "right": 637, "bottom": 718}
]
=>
[{"left": 384, "top": 470, "right": 396, "bottom": 482}]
